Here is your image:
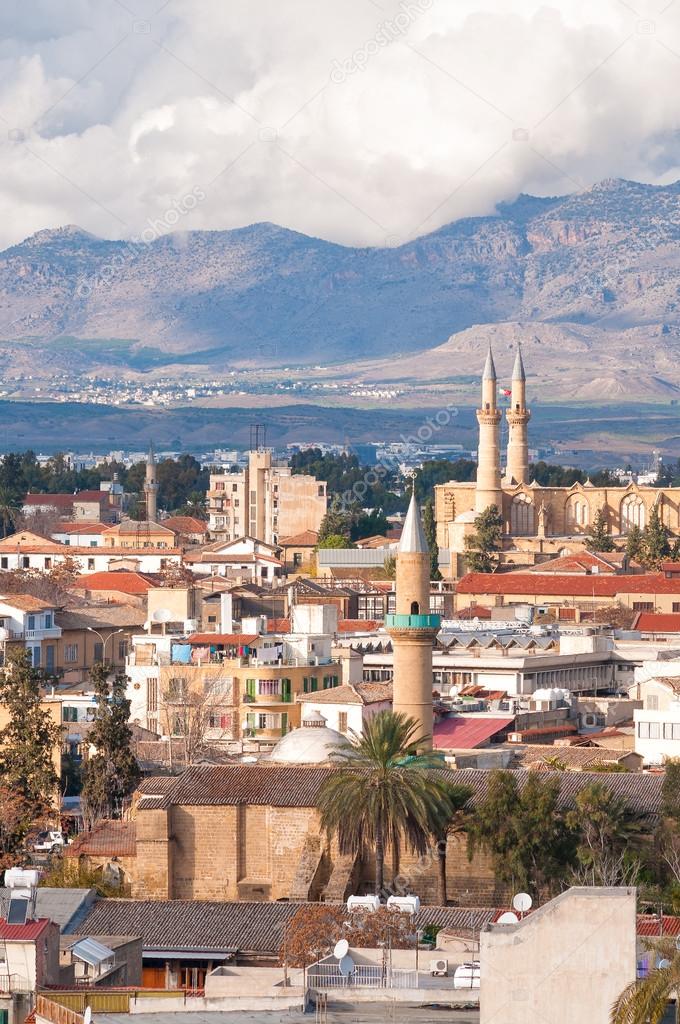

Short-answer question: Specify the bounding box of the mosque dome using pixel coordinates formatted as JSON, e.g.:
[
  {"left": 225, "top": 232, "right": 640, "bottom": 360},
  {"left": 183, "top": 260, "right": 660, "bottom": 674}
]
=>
[{"left": 268, "top": 710, "right": 349, "bottom": 765}]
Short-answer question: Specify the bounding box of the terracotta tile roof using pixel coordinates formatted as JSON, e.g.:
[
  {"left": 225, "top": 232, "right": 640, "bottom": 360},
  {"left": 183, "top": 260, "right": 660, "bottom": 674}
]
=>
[
  {"left": 185, "top": 633, "right": 259, "bottom": 646},
  {"left": 73, "top": 571, "right": 158, "bottom": 594},
  {"left": 104, "top": 520, "right": 175, "bottom": 535},
  {"left": 279, "top": 530, "right": 318, "bottom": 546},
  {"left": 633, "top": 613, "right": 680, "bottom": 632},
  {"left": 0, "top": 918, "right": 50, "bottom": 941},
  {"left": 134, "top": 764, "right": 664, "bottom": 816},
  {"left": 64, "top": 820, "right": 136, "bottom": 859},
  {"left": 433, "top": 717, "right": 514, "bottom": 749},
  {"left": 527, "top": 552, "right": 619, "bottom": 575},
  {"left": 76, "top": 900, "right": 499, "bottom": 955},
  {"left": 55, "top": 522, "right": 108, "bottom": 535},
  {"left": 74, "top": 491, "right": 108, "bottom": 503},
  {"left": 509, "top": 724, "right": 579, "bottom": 740},
  {"left": 337, "top": 619, "right": 382, "bottom": 632},
  {"left": 162, "top": 516, "right": 208, "bottom": 534},
  {"left": 0, "top": 594, "right": 56, "bottom": 612},
  {"left": 512, "top": 744, "right": 639, "bottom": 768},
  {"left": 457, "top": 571, "right": 680, "bottom": 597},
  {"left": 298, "top": 682, "right": 392, "bottom": 706},
  {"left": 23, "top": 493, "right": 74, "bottom": 509}
]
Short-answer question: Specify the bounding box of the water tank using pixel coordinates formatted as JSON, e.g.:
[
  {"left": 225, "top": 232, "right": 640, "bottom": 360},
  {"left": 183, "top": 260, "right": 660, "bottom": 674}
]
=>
[
  {"left": 183, "top": 619, "right": 198, "bottom": 634},
  {"left": 347, "top": 895, "right": 380, "bottom": 912},
  {"left": 386, "top": 895, "right": 420, "bottom": 913},
  {"left": 4, "top": 868, "right": 40, "bottom": 889}
]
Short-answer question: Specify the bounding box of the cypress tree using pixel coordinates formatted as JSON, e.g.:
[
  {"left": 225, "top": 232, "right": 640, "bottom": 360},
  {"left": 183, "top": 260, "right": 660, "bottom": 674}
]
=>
[
  {"left": 464, "top": 505, "right": 503, "bottom": 573},
  {"left": 0, "top": 648, "right": 61, "bottom": 818},
  {"left": 641, "top": 506, "right": 670, "bottom": 569},
  {"left": 585, "top": 507, "right": 614, "bottom": 552},
  {"left": 81, "top": 665, "right": 140, "bottom": 826},
  {"left": 423, "top": 498, "right": 441, "bottom": 580}
]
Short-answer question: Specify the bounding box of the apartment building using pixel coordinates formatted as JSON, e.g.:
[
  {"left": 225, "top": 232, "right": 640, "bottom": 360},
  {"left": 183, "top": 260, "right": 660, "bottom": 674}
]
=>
[
  {"left": 0, "top": 595, "right": 62, "bottom": 670},
  {"left": 207, "top": 449, "right": 326, "bottom": 545}
]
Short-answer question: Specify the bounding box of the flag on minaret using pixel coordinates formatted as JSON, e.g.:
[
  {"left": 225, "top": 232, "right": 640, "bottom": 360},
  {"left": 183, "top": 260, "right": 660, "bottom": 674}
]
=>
[{"left": 502, "top": 388, "right": 511, "bottom": 397}]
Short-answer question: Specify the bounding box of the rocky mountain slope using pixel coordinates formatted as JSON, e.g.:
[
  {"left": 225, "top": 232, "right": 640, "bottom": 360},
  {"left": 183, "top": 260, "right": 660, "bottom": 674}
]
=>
[{"left": 3, "top": 178, "right": 680, "bottom": 386}]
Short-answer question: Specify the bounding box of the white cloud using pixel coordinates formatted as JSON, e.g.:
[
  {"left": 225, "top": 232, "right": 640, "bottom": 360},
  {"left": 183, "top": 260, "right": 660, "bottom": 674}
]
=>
[{"left": 0, "top": 0, "right": 678, "bottom": 248}]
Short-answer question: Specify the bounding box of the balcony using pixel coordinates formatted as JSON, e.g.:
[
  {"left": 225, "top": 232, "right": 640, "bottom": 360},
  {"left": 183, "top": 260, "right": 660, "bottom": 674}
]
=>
[{"left": 385, "top": 613, "right": 441, "bottom": 630}]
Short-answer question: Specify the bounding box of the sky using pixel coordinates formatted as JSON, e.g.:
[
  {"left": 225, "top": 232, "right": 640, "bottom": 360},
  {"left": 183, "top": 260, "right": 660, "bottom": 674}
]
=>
[{"left": 2, "top": 0, "right": 680, "bottom": 249}]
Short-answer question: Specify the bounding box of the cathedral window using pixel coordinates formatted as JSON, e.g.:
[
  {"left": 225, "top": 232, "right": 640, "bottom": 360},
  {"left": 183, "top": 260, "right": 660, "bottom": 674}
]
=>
[
  {"left": 510, "top": 494, "right": 535, "bottom": 536},
  {"left": 566, "top": 497, "right": 590, "bottom": 530},
  {"left": 620, "top": 495, "right": 646, "bottom": 533}
]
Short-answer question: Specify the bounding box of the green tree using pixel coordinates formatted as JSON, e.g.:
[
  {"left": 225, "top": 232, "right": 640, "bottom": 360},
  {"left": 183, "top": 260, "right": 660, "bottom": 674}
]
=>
[
  {"left": 423, "top": 498, "right": 441, "bottom": 580},
  {"left": 316, "top": 534, "right": 353, "bottom": 549},
  {"left": 584, "top": 507, "right": 614, "bottom": 552},
  {"left": 612, "top": 959, "right": 680, "bottom": 1024},
  {"left": 467, "top": 770, "right": 574, "bottom": 898},
  {"left": 415, "top": 459, "right": 477, "bottom": 500},
  {"left": 0, "top": 486, "right": 21, "bottom": 538},
  {"left": 565, "top": 782, "right": 648, "bottom": 886},
  {"left": 642, "top": 505, "right": 671, "bottom": 569},
  {"left": 81, "top": 665, "right": 140, "bottom": 826},
  {"left": 625, "top": 523, "right": 644, "bottom": 563},
  {"left": 464, "top": 505, "right": 503, "bottom": 573},
  {"left": 318, "top": 508, "right": 354, "bottom": 544},
  {"left": 0, "top": 648, "right": 62, "bottom": 817},
  {"left": 317, "top": 711, "right": 465, "bottom": 896}
]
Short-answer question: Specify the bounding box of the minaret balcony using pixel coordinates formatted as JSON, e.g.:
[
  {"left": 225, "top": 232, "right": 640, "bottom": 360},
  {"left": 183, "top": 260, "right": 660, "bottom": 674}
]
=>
[{"left": 385, "top": 613, "right": 441, "bottom": 630}]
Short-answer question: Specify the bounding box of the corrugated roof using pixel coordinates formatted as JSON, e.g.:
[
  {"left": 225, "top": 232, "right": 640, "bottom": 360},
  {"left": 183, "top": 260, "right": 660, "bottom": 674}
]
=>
[
  {"left": 0, "top": 889, "right": 95, "bottom": 932},
  {"left": 638, "top": 914, "right": 680, "bottom": 937},
  {"left": 69, "top": 936, "right": 114, "bottom": 965},
  {"left": 433, "top": 717, "right": 514, "bottom": 750},
  {"left": 64, "top": 821, "right": 135, "bottom": 858},
  {"left": 0, "top": 917, "right": 50, "bottom": 940}
]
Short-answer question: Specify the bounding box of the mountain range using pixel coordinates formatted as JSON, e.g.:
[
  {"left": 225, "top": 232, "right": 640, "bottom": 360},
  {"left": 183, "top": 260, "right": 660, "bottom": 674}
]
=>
[{"left": 4, "top": 177, "right": 680, "bottom": 392}]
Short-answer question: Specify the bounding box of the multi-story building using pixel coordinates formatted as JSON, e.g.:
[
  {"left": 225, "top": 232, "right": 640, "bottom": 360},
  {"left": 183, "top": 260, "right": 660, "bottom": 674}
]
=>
[
  {"left": 0, "top": 595, "right": 62, "bottom": 670},
  {"left": 207, "top": 449, "right": 327, "bottom": 545},
  {"left": 124, "top": 604, "right": 342, "bottom": 745}
]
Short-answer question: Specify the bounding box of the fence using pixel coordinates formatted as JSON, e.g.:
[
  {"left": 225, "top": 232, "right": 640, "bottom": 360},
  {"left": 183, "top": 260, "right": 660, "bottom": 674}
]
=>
[{"left": 307, "top": 962, "right": 418, "bottom": 990}]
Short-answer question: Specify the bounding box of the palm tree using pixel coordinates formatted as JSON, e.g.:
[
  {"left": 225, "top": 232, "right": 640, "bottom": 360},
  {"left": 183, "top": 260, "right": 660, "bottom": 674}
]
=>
[
  {"left": 317, "top": 710, "right": 467, "bottom": 896},
  {"left": 0, "top": 487, "right": 20, "bottom": 539},
  {"left": 612, "top": 954, "right": 680, "bottom": 1023}
]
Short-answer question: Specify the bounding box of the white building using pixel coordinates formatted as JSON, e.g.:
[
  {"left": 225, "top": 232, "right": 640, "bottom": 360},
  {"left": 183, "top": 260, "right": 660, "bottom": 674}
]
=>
[{"left": 0, "top": 595, "right": 61, "bottom": 670}]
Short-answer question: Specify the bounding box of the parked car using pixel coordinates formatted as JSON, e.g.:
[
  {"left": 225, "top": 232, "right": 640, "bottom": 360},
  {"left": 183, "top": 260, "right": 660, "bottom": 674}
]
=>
[
  {"left": 453, "top": 961, "right": 481, "bottom": 989},
  {"left": 29, "top": 830, "right": 65, "bottom": 855}
]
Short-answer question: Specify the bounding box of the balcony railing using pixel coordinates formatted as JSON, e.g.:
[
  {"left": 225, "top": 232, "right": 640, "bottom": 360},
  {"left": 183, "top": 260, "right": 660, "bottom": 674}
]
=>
[{"left": 385, "top": 613, "right": 441, "bottom": 630}]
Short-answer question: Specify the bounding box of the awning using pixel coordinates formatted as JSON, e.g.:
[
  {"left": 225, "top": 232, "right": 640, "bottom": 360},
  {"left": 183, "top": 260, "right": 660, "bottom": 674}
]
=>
[{"left": 70, "top": 937, "right": 115, "bottom": 966}]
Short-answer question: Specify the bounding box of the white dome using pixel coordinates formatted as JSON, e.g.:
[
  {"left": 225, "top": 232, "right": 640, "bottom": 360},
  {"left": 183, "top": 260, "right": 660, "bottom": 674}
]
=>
[{"left": 269, "top": 710, "right": 349, "bottom": 764}]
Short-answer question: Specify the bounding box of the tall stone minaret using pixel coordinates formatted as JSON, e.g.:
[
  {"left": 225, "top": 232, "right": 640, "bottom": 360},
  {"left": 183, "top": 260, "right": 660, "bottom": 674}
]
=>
[
  {"left": 475, "top": 346, "right": 503, "bottom": 513},
  {"left": 385, "top": 489, "right": 440, "bottom": 750},
  {"left": 144, "top": 442, "right": 158, "bottom": 523},
  {"left": 505, "top": 344, "right": 531, "bottom": 485}
]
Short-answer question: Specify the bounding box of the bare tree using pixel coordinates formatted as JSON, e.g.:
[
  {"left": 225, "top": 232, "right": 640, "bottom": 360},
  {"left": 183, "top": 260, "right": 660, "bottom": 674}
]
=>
[{"left": 159, "top": 668, "right": 234, "bottom": 764}]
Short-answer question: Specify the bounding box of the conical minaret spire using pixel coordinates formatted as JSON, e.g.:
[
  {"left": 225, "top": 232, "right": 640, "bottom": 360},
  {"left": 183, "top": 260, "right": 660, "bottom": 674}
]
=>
[
  {"left": 506, "top": 344, "right": 530, "bottom": 485},
  {"left": 475, "top": 345, "right": 503, "bottom": 513}
]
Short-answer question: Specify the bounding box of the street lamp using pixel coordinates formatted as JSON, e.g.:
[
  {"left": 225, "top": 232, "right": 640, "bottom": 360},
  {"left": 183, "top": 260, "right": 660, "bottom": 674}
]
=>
[{"left": 87, "top": 626, "right": 124, "bottom": 667}]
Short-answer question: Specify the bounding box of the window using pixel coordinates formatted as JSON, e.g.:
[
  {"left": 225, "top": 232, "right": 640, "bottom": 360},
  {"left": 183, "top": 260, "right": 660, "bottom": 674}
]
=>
[
  {"left": 638, "top": 721, "right": 660, "bottom": 739},
  {"left": 566, "top": 497, "right": 590, "bottom": 531},
  {"left": 632, "top": 602, "right": 654, "bottom": 612},
  {"left": 167, "top": 677, "right": 188, "bottom": 701},
  {"left": 87, "top": 558, "right": 95, "bottom": 570},
  {"left": 621, "top": 495, "right": 646, "bottom": 533},
  {"left": 258, "top": 679, "right": 280, "bottom": 696},
  {"left": 44, "top": 557, "right": 52, "bottom": 569},
  {"left": 245, "top": 678, "right": 256, "bottom": 698},
  {"left": 674, "top": 603, "right": 680, "bottom": 613},
  {"left": 338, "top": 712, "right": 348, "bottom": 733},
  {"left": 208, "top": 712, "right": 231, "bottom": 730},
  {"left": 118, "top": 639, "right": 128, "bottom": 660},
  {"left": 647, "top": 695, "right": 659, "bottom": 710},
  {"left": 510, "top": 494, "right": 535, "bottom": 536},
  {"left": 45, "top": 614, "right": 52, "bottom": 629},
  {"left": 0, "top": 558, "right": 7, "bottom": 569},
  {"left": 64, "top": 644, "right": 79, "bottom": 662},
  {"left": 21, "top": 556, "right": 29, "bottom": 569},
  {"left": 410, "top": 601, "right": 420, "bottom": 615},
  {"left": 664, "top": 723, "right": 680, "bottom": 740},
  {"left": 147, "top": 677, "right": 158, "bottom": 714},
  {"left": 358, "top": 596, "right": 384, "bottom": 619},
  {"left": 63, "top": 707, "right": 78, "bottom": 723},
  {"left": 293, "top": 553, "right": 302, "bottom": 568},
  {"left": 94, "top": 642, "right": 104, "bottom": 662},
  {"left": 27, "top": 615, "right": 35, "bottom": 630}
]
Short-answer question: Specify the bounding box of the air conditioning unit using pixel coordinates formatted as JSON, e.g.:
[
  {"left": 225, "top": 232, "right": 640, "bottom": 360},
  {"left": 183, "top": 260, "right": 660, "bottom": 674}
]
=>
[{"left": 430, "top": 958, "right": 448, "bottom": 977}]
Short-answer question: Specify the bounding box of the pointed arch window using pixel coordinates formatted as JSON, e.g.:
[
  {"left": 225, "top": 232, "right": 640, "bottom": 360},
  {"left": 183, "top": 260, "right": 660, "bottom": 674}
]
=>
[
  {"left": 511, "top": 493, "right": 535, "bottom": 536},
  {"left": 620, "top": 495, "right": 646, "bottom": 533}
]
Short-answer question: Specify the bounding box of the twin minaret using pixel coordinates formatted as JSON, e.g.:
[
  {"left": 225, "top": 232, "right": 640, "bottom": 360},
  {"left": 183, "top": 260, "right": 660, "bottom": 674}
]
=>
[{"left": 474, "top": 344, "right": 530, "bottom": 512}]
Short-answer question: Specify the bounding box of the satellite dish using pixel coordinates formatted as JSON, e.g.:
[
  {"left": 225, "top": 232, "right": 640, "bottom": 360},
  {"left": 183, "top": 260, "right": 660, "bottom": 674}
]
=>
[
  {"left": 497, "top": 911, "right": 519, "bottom": 925},
  {"left": 333, "top": 939, "right": 349, "bottom": 959},
  {"left": 338, "top": 954, "right": 355, "bottom": 977},
  {"left": 513, "top": 892, "right": 533, "bottom": 914},
  {"left": 675, "top": 936, "right": 680, "bottom": 952},
  {"left": 152, "top": 608, "right": 173, "bottom": 623},
  {"left": 83, "top": 1009, "right": 92, "bottom": 1024},
  {"left": 659, "top": 958, "right": 672, "bottom": 970}
]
